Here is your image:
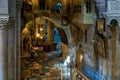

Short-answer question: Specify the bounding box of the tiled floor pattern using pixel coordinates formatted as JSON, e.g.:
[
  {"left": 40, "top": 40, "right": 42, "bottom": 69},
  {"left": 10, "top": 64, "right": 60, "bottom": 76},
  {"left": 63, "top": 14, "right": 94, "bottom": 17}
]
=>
[{"left": 21, "top": 51, "right": 61, "bottom": 80}]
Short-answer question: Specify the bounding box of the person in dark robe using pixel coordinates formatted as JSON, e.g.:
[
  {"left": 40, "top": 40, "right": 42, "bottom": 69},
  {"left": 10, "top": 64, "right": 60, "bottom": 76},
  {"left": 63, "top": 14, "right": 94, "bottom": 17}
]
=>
[{"left": 31, "top": 49, "right": 35, "bottom": 59}]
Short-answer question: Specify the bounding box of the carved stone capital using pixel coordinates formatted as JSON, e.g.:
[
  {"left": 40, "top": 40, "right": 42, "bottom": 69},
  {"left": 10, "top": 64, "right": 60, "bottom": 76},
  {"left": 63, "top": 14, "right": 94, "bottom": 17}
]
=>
[
  {"left": 0, "top": 15, "right": 15, "bottom": 30},
  {"left": 0, "top": 15, "right": 9, "bottom": 27}
]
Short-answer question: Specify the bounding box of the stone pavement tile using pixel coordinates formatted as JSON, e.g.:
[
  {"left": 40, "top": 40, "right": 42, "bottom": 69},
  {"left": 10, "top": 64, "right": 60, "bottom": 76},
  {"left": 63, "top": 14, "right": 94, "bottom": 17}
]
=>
[{"left": 21, "top": 50, "right": 62, "bottom": 79}]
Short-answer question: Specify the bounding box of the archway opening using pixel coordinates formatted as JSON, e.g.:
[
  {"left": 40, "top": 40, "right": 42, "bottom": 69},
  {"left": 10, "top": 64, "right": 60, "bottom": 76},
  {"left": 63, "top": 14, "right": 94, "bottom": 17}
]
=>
[
  {"left": 20, "top": 0, "right": 68, "bottom": 79},
  {"left": 21, "top": 16, "right": 68, "bottom": 55}
]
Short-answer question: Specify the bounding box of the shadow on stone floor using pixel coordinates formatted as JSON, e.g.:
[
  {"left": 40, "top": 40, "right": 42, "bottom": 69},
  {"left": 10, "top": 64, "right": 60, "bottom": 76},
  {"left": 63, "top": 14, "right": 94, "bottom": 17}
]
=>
[{"left": 21, "top": 50, "right": 62, "bottom": 80}]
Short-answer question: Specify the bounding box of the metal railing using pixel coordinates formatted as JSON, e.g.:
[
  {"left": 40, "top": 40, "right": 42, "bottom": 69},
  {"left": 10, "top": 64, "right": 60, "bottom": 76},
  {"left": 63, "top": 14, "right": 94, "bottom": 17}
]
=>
[{"left": 70, "top": 64, "right": 91, "bottom": 80}]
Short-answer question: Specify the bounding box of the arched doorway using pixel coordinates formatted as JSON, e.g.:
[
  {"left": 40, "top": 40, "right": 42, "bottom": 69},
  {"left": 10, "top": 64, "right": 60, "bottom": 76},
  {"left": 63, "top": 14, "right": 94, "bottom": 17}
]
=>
[
  {"left": 21, "top": 16, "right": 68, "bottom": 54},
  {"left": 20, "top": 0, "right": 69, "bottom": 79}
]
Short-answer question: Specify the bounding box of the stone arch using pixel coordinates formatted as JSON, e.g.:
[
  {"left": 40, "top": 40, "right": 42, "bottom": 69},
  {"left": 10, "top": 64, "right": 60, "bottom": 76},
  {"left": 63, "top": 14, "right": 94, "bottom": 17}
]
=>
[
  {"left": 110, "top": 19, "right": 118, "bottom": 40},
  {"left": 21, "top": 15, "right": 68, "bottom": 45},
  {"left": 20, "top": 0, "right": 69, "bottom": 45},
  {"left": 42, "top": 16, "right": 69, "bottom": 60},
  {"left": 20, "top": 0, "right": 70, "bottom": 62},
  {"left": 110, "top": 19, "right": 120, "bottom": 44},
  {"left": 21, "top": 16, "right": 69, "bottom": 61},
  {"left": 110, "top": 19, "right": 118, "bottom": 28},
  {"left": 37, "top": 16, "right": 68, "bottom": 45},
  {"left": 107, "top": 18, "right": 120, "bottom": 27}
]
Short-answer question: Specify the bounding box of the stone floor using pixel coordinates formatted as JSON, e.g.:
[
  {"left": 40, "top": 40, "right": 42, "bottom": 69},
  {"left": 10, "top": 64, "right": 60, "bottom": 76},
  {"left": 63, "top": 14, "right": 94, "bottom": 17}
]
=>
[{"left": 21, "top": 50, "right": 62, "bottom": 80}]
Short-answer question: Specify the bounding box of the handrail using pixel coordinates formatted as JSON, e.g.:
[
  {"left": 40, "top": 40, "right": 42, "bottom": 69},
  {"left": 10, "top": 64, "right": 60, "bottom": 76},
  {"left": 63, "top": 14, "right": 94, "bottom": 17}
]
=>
[{"left": 70, "top": 64, "right": 91, "bottom": 80}]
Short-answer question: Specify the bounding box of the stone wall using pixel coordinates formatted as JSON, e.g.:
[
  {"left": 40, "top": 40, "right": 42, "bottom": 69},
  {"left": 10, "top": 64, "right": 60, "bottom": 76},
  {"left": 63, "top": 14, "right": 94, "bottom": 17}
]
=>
[{"left": 81, "top": 26, "right": 95, "bottom": 67}]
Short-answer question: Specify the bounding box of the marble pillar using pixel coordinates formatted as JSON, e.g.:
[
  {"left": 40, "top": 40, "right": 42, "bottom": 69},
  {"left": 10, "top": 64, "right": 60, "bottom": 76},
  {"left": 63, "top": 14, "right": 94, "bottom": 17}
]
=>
[
  {"left": 0, "top": 28, "right": 8, "bottom": 80},
  {"left": 111, "top": 30, "right": 116, "bottom": 80},
  {"left": 0, "top": 15, "right": 9, "bottom": 80},
  {"left": 16, "top": 1, "right": 22, "bottom": 80},
  {"left": 7, "top": 22, "right": 16, "bottom": 80},
  {"left": 0, "top": 15, "right": 16, "bottom": 80}
]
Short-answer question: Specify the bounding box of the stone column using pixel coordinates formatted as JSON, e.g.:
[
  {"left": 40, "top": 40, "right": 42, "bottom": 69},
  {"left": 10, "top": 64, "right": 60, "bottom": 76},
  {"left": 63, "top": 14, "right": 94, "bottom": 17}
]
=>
[
  {"left": 0, "top": 25, "right": 8, "bottom": 80},
  {"left": 7, "top": 18, "right": 16, "bottom": 80},
  {"left": 16, "top": 1, "right": 22, "bottom": 80},
  {"left": 103, "top": 36, "right": 108, "bottom": 79},
  {"left": 0, "top": 15, "right": 16, "bottom": 80},
  {"left": 108, "top": 45, "right": 112, "bottom": 80},
  {"left": 48, "top": 21, "right": 54, "bottom": 42},
  {"left": 111, "top": 30, "right": 116, "bottom": 80}
]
